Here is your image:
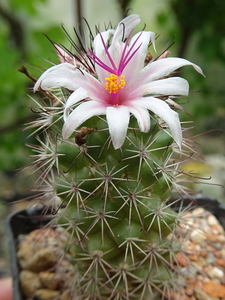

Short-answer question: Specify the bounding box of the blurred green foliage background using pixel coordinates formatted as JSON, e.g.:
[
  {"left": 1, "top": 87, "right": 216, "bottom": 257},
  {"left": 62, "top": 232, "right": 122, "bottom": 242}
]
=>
[{"left": 0, "top": 0, "right": 225, "bottom": 202}]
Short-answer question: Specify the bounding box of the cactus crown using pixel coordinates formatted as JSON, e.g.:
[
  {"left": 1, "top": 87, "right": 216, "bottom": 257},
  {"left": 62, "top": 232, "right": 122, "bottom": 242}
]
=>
[{"left": 23, "top": 14, "right": 204, "bottom": 299}]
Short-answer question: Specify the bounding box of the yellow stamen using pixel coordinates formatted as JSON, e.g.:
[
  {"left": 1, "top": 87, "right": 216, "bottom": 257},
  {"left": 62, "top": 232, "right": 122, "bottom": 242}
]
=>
[{"left": 105, "top": 74, "right": 126, "bottom": 94}]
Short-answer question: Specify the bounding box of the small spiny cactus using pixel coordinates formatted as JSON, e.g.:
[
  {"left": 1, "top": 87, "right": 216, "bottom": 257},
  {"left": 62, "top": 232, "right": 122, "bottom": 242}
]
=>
[{"left": 22, "top": 14, "right": 204, "bottom": 300}]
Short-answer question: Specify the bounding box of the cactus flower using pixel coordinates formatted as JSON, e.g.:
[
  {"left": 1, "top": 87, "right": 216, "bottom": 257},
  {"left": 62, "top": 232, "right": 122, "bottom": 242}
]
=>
[{"left": 34, "top": 14, "right": 203, "bottom": 149}]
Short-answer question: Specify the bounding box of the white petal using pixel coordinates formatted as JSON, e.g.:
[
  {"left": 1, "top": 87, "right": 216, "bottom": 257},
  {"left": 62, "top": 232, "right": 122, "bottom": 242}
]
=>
[
  {"left": 130, "top": 31, "right": 156, "bottom": 54},
  {"left": 128, "top": 105, "right": 150, "bottom": 132},
  {"left": 141, "top": 77, "right": 189, "bottom": 96},
  {"left": 62, "top": 101, "right": 106, "bottom": 139},
  {"left": 34, "top": 63, "right": 79, "bottom": 92},
  {"left": 112, "top": 14, "right": 140, "bottom": 44},
  {"left": 141, "top": 57, "right": 204, "bottom": 83},
  {"left": 93, "top": 30, "right": 115, "bottom": 56},
  {"left": 134, "top": 97, "right": 182, "bottom": 148},
  {"left": 64, "top": 88, "right": 89, "bottom": 121},
  {"left": 106, "top": 106, "right": 130, "bottom": 149}
]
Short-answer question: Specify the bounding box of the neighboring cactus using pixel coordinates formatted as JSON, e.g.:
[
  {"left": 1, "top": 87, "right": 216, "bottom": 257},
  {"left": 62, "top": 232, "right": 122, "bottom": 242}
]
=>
[{"left": 23, "top": 14, "right": 204, "bottom": 299}]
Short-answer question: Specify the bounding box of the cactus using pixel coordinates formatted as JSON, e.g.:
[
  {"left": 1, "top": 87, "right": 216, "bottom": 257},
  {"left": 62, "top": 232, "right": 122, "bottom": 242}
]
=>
[{"left": 23, "top": 14, "right": 204, "bottom": 299}]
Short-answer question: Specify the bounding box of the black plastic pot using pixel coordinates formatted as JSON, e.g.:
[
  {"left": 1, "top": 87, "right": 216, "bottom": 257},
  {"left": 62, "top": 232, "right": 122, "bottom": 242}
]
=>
[
  {"left": 5, "top": 207, "right": 53, "bottom": 300},
  {"left": 5, "top": 195, "right": 225, "bottom": 300}
]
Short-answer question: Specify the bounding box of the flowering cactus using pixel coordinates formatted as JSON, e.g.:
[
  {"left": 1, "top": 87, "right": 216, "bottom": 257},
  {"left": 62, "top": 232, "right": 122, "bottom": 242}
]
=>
[{"left": 25, "top": 14, "right": 203, "bottom": 299}]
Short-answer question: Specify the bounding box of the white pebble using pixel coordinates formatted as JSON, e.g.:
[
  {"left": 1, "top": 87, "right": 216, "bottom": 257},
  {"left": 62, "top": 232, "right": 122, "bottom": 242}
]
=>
[
  {"left": 190, "top": 229, "right": 206, "bottom": 244},
  {"left": 207, "top": 214, "right": 219, "bottom": 226},
  {"left": 191, "top": 207, "right": 205, "bottom": 215},
  {"left": 208, "top": 267, "right": 224, "bottom": 279}
]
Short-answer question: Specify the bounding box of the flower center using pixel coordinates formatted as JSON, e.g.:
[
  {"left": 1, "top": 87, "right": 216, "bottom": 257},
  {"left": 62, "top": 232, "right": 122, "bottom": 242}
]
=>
[{"left": 105, "top": 74, "right": 126, "bottom": 94}]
